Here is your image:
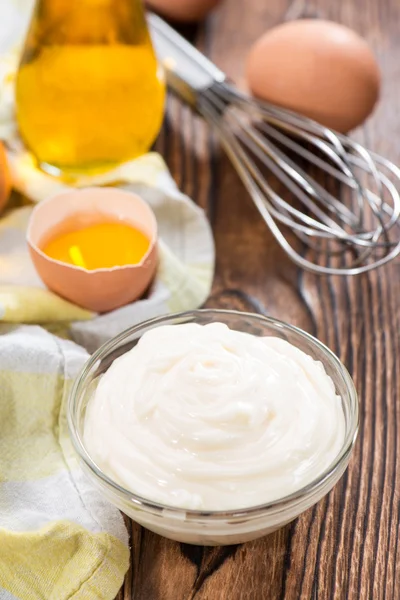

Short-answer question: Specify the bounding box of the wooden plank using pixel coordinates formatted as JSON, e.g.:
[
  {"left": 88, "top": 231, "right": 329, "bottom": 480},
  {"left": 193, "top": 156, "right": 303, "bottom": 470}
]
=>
[{"left": 117, "top": 0, "right": 400, "bottom": 597}]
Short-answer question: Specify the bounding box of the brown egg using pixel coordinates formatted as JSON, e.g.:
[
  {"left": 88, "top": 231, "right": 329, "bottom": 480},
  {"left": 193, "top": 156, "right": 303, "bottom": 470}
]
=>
[
  {"left": 0, "top": 142, "right": 11, "bottom": 213},
  {"left": 145, "top": 0, "right": 220, "bottom": 22},
  {"left": 246, "top": 20, "right": 381, "bottom": 133},
  {"left": 27, "top": 188, "right": 158, "bottom": 313}
]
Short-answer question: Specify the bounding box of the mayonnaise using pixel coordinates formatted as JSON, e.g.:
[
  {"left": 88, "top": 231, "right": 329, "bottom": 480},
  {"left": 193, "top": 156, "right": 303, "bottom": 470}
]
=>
[{"left": 84, "top": 322, "right": 345, "bottom": 511}]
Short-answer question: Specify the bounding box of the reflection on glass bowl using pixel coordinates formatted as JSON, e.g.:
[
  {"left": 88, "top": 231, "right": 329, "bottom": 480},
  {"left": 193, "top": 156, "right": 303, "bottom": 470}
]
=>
[{"left": 68, "top": 309, "right": 359, "bottom": 546}]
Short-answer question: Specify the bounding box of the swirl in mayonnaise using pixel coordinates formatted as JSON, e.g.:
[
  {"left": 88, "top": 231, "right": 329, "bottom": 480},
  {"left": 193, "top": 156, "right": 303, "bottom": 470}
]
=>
[{"left": 84, "top": 322, "right": 345, "bottom": 510}]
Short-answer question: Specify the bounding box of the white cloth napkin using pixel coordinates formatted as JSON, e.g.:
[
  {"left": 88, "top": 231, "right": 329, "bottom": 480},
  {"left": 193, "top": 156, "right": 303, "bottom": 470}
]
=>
[
  {"left": 0, "top": 0, "right": 215, "bottom": 352},
  {"left": 0, "top": 325, "right": 130, "bottom": 600}
]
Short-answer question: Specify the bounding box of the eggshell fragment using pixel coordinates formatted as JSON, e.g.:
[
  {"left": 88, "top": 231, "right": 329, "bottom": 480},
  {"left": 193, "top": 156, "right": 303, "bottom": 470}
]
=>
[
  {"left": 145, "top": 0, "right": 220, "bottom": 22},
  {"left": 27, "top": 188, "right": 158, "bottom": 313},
  {"left": 246, "top": 20, "right": 381, "bottom": 133},
  {"left": 0, "top": 142, "right": 11, "bottom": 213}
]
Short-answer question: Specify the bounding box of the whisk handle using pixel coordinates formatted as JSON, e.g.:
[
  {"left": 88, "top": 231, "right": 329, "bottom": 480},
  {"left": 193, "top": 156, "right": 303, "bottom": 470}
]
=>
[{"left": 148, "top": 13, "right": 226, "bottom": 106}]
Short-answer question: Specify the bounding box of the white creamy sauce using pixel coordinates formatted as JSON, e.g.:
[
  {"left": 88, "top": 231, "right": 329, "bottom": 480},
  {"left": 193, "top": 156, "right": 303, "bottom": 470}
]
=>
[{"left": 84, "top": 322, "right": 345, "bottom": 510}]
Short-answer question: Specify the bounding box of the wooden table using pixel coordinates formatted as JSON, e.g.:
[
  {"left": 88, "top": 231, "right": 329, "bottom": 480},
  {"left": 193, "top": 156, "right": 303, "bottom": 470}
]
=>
[{"left": 118, "top": 0, "right": 400, "bottom": 597}]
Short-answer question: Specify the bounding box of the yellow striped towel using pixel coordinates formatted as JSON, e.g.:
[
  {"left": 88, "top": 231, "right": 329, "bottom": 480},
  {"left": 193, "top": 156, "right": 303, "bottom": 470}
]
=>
[
  {"left": 0, "top": 152, "right": 215, "bottom": 352},
  {"left": 0, "top": 2, "right": 214, "bottom": 598},
  {"left": 0, "top": 0, "right": 215, "bottom": 352},
  {"left": 0, "top": 326, "right": 130, "bottom": 599}
]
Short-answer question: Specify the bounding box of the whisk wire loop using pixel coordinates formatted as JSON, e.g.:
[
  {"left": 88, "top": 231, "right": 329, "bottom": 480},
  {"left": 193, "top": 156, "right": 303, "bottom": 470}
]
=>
[{"left": 149, "top": 14, "right": 400, "bottom": 275}]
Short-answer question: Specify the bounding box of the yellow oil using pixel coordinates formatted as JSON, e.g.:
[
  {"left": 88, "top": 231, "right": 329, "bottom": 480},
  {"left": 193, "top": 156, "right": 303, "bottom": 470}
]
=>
[
  {"left": 16, "top": 0, "right": 165, "bottom": 175},
  {"left": 41, "top": 220, "right": 150, "bottom": 270}
]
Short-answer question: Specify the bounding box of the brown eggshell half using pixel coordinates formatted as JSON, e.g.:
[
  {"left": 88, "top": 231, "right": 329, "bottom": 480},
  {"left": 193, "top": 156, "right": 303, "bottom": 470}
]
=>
[
  {"left": 27, "top": 187, "right": 158, "bottom": 313},
  {"left": 145, "top": 0, "right": 221, "bottom": 22}
]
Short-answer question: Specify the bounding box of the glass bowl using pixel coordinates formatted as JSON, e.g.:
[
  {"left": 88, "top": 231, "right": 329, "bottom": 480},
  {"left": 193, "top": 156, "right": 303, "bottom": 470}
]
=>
[{"left": 68, "top": 309, "right": 359, "bottom": 546}]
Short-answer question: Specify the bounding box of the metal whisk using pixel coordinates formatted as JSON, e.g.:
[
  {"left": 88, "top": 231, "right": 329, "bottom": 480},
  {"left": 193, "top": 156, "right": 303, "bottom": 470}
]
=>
[{"left": 148, "top": 14, "right": 400, "bottom": 276}]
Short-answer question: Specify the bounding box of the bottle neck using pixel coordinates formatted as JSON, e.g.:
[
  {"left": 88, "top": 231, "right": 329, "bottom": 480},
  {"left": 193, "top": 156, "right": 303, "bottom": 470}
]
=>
[
  {"left": 37, "top": 0, "right": 125, "bottom": 11},
  {"left": 29, "top": 0, "right": 148, "bottom": 45}
]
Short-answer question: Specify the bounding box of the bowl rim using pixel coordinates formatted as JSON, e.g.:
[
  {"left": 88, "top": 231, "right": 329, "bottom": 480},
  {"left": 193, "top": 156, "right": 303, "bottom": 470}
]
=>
[{"left": 68, "top": 308, "right": 359, "bottom": 520}]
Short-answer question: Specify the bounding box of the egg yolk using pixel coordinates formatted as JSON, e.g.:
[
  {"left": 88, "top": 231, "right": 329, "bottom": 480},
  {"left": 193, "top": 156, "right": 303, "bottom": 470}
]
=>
[{"left": 41, "top": 221, "right": 150, "bottom": 270}]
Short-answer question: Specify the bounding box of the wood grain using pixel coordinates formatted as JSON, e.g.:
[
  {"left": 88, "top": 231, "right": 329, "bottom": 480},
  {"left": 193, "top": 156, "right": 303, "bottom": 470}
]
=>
[{"left": 117, "top": 0, "right": 400, "bottom": 597}]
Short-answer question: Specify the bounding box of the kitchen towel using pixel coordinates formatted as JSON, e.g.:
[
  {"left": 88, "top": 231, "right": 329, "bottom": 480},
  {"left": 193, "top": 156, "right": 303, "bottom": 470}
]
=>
[
  {"left": 0, "top": 0, "right": 215, "bottom": 353},
  {"left": 0, "top": 325, "right": 130, "bottom": 600},
  {"left": 0, "top": 4, "right": 213, "bottom": 599}
]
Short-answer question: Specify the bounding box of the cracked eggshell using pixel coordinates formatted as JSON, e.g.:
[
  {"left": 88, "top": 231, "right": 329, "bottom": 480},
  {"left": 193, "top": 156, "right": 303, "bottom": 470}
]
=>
[{"left": 27, "top": 187, "right": 158, "bottom": 313}]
